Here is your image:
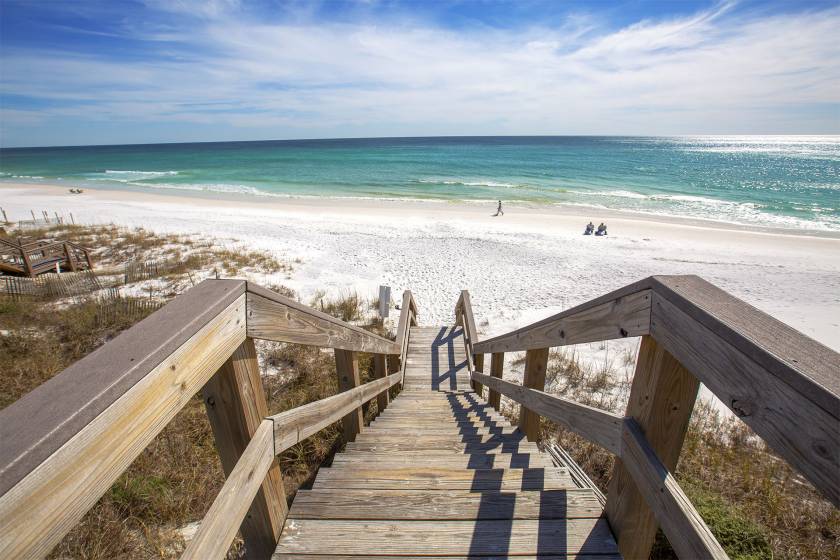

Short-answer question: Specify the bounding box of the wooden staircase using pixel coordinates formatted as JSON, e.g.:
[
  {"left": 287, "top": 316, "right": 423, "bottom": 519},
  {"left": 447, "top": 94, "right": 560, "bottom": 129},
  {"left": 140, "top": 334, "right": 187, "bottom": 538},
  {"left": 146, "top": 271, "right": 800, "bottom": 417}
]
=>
[
  {"left": 272, "top": 326, "right": 620, "bottom": 558},
  {"left": 3, "top": 278, "right": 836, "bottom": 560}
]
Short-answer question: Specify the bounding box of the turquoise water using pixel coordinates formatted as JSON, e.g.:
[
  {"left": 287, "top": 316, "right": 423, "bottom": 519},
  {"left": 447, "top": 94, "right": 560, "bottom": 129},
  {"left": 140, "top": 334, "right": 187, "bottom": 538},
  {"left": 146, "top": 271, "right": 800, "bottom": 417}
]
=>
[{"left": 1, "top": 136, "right": 838, "bottom": 231}]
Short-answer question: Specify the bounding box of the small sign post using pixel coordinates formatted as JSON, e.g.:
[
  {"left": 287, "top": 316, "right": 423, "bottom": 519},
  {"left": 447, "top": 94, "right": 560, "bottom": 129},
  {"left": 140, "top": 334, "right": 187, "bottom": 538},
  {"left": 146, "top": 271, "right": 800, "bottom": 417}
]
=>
[{"left": 378, "top": 285, "right": 391, "bottom": 319}]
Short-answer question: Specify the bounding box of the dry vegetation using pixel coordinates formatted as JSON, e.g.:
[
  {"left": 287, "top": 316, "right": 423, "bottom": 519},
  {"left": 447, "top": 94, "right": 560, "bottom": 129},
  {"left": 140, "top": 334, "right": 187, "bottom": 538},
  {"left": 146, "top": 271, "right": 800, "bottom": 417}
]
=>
[
  {"left": 1, "top": 223, "right": 388, "bottom": 559},
  {"left": 498, "top": 346, "right": 838, "bottom": 560}
]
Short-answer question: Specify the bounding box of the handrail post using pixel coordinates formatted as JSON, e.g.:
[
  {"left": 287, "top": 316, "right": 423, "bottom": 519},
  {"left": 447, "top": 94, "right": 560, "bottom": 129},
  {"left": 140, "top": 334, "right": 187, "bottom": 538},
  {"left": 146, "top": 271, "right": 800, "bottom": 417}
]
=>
[
  {"left": 472, "top": 353, "right": 484, "bottom": 397},
  {"left": 605, "top": 335, "right": 699, "bottom": 559},
  {"left": 202, "top": 337, "right": 288, "bottom": 559},
  {"left": 373, "top": 354, "right": 390, "bottom": 412},
  {"left": 519, "top": 347, "right": 549, "bottom": 442},
  {"left": 334, "top": 349, "right": 363, "bottom": 442},
  {"left": 488, "top": 352, "right": 504, "bottom": 410}
]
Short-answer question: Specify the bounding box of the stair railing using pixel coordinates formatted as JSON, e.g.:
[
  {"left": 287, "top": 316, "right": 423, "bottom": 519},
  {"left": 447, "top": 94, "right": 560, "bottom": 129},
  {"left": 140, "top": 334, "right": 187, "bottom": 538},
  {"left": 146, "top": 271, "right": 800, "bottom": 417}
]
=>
[
  {"left": 0, "top": 280, "right": 416, "bottom": 559},
  {"left": 459, "top": 275, "right": 839, "bottom": 560}
]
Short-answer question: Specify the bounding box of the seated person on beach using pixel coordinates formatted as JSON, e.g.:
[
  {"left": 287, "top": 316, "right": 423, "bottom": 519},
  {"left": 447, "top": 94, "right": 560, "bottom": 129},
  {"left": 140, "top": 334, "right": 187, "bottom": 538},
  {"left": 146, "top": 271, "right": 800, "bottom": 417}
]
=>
[
  {"left": 595, "top": 223, "right": 607, "bottom": 236},
  {"left": 584, "top": 221, "right": 594, "bottom": 235}
]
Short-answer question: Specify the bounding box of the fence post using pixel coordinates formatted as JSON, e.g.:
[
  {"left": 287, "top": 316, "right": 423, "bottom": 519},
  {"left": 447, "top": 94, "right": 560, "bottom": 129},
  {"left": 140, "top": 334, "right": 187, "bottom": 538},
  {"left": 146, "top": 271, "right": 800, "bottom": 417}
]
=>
[
  {"left": 473, "top": 353, "right": 484, "bottom": 397},
  {"left": 519, "top": 347, "right": 549, "bottom": 442},
  {"left": 605, "top": 335, "right": 700, "bottom": 559},
  {"left": 202, "top": 338, "right": 288, "bottom": 558},
  {"left": 334, "top": 349, "right": 363, "bottom": 442},
  {"left": 488, "top": 352, "right": 504, "bottom": 410},
  {"left": 373, "top": 354, "right": 390, "bottom": 413}
]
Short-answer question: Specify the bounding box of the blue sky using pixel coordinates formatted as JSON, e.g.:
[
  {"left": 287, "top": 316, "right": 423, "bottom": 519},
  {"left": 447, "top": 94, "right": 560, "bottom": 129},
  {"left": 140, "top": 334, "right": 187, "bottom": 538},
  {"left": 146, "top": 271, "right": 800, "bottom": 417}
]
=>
[{"left": 1, "top": 0, "right": 838, "bottom": 147}]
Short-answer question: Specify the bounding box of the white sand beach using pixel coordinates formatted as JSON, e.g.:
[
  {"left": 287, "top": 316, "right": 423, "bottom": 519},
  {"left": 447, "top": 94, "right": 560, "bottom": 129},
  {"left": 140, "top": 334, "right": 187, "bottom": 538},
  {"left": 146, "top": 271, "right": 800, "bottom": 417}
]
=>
[{"left": 4, "top": 182, "right": 839, "bottom": 353}]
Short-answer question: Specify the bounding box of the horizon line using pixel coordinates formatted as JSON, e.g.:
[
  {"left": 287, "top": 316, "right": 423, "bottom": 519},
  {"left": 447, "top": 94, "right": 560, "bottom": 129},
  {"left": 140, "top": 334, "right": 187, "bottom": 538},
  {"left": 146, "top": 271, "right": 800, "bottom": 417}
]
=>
[{"left": 2, "top": 133, "right": 838, "bottom": 151}]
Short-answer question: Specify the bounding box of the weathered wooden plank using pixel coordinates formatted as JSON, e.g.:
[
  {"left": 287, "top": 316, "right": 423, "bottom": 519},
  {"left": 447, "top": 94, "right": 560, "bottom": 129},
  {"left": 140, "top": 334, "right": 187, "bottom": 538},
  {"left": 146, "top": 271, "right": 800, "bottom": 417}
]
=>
[
  {"left": 335, "top": 349, "right": 363, "bottom": 442},
  {"left": 312, "top": 466, "right": 569, "bottom": 491},
  {"left": 0, "top": 279, "right": 245, "bottom": 498},
  {"left": 183, "top": 420, "right": 276, "bottom": 560},
  {"left": 289, "top": 488, "right": 604, "bottom": 519},
  {"left": 650, "top": 288, "right": 840, "bottom": 506},
  {"left": 202, "top": 337, "right": 287, "bottom": 559},
  {"left": 618, "top": 419, "right": 727, "bottom": 559},
  {"left": 269, "top": 373, "right": 400, "bottom": 453},
  {"left": 0, "top": 293, "right": 247, "bottom": 559},
  {"left": 605, "top": 335, "right": 699, "bottom": 559},
  {"left": 373, "top": 354, "right": 390, "bottom": 412},
  {"left": 651, "top": 275, "right": 840, "bottom": 414},
  {"left": 245, "top": 283, "right": 398, "bottom": 354},
  {"left": 519, "top": 348, "right": 549, "bottom": 442},
  {"left": 488, "top": 352, "right": 504, "bottom": 410},
  {"left": 330, "top": 453, "right": 553, "bottom": 469},
  {"left": 368, "top": 425, "right": 520, "bottom": 436},
  {"left": 275, "top": 519, "right": 618, "bottom": 555},
  {"left": 353, "top": 434, "right": 527, "bottom": 446},
  {"left": 473, "top": 372, "right": 623, "bottom": 455},
  {"left": 475, "top": 285, "right": 652, "bottom": 353},
  {"left": 273, "top": 555, "right": 620, "bottom": 560},
  {"left": 345, "top": 440, "right": 539, "bottom": 453}
]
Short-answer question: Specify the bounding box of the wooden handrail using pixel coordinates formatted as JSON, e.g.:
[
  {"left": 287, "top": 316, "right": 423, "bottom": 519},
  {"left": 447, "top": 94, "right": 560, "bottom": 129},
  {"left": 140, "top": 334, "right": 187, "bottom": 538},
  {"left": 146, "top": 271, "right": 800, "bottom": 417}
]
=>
[
  {"left": 647, "top": 275, "right": 839, "bottom": 506},
  {"left": 471, "top": 371, "right": 623, "bottom": 454},
  {"left": 182, "top": 419, "right": 276, "bottom": 560},
  {"left": 620, "top": 419, "right": 727, "bottom": 559},
  {"left": 246, "top": 282, "right": 400, "bottom": 354},
  {"left": 0, "top": 279, "right": 407, "bottom": 559},
  {"left": 474, "top": 280, "right": 652, "bottom": 353},
  {"left": 468, "top": 274, "right": 840, "bottom": 558},
  {"left": 270, "top": 371, "right": 402, "bottom": 452},
  {"left": 0, "top": 279, "right": 247, "bottom": 558},
  {"left": 395, "top": 290, "right": 417, "bottom": 384}
]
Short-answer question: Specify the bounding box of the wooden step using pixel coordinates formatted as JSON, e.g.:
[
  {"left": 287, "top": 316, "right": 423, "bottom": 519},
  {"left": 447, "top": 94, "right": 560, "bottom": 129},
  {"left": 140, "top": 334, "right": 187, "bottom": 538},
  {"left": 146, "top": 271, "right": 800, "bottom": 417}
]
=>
[
  {"left": 345, "top": 440, "right": 540, "bottom": 453},
  {"left": 331, "top": 453, "right": 553, "bottom": 469},
  {"left": 289, "top": 488, "right": 604, "bottom": 519},
  {"left": 274, "top": 519, "right": 618, "bottom": 556},
  {"left": 312, "top": 466, "right": 571, "bottom": 491}
]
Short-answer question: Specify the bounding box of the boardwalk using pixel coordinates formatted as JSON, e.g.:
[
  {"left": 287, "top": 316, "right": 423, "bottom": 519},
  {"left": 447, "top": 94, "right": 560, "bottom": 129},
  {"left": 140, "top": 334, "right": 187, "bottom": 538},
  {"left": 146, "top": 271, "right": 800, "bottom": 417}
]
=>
[{"left": 273, "top": 326, "right": 620, "bottom": 558}]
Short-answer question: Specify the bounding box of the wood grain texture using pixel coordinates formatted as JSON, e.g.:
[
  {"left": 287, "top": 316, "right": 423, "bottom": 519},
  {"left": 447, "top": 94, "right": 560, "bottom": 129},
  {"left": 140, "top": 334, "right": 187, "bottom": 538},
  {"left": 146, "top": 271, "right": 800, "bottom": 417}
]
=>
[
  {"left": 650, "top": 290, "right": 840, "bottom": 506},
  {"left": 618, "top": 419, "right": 727, "bottom": 559},
  {"left": 651, "top": 275, "right": 839, "bottom": 413},
  {"left": 488, "top": 352, "right": 504, "bottom": 410},
  {"left": 0, "top": 294, "right": 247, "bottom": 559},
  {"left": 0, "top": 278, "right": 245, "bottom": 497},
  {"left": 519, "top": 348, "right": 550, "bottom": 443},
  {"left": 474, "top": 285, "right": 652, "bottom": 353},
  {"left": 182, "top": 420, "right": 276, "bottom": 560},
  {"left": 373, "top": 354, "right": 390, "bottom": 412},
  {"left": 605, "top": 335, "right": 699, "bottom": 560},
  {"left": 274, "top": 555, "right": 620, "bottom": 560},
  {"left": 289, "top": 488, "right": 604, "bottom": 519},
  {"left": 245, "top": 284, "right": 398, "bottom": 354},
  {"left": 334, "top": 349, "right": 363, "bottom": 442},
  {"left": 202, "top": 338, "right": 287, "bottom": 559},
  {"left": 275, "top": 519, "right": 617, "bottom": 555},
  {"left": 312, "top": 466, "right": 570, "bottom": 491},
  {"left": 269, "top": 373, "right": 400, "bottom": 453},
  {"left": 472, "top": 372, "right": 623, "bottom": 455}
]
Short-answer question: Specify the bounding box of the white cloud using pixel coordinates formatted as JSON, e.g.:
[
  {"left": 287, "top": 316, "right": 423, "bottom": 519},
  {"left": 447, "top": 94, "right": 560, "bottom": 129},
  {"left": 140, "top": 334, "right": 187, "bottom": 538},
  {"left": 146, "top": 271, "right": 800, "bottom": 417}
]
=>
[{"left": 1, "top": 2, "right": 839, "bottom": 145}]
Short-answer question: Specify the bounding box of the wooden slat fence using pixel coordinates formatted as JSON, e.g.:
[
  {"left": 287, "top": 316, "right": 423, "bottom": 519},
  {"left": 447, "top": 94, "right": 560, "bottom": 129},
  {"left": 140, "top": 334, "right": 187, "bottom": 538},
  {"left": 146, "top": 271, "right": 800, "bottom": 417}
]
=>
[{"left": 0, "top": 271, "right": 102, "bottom": 300}]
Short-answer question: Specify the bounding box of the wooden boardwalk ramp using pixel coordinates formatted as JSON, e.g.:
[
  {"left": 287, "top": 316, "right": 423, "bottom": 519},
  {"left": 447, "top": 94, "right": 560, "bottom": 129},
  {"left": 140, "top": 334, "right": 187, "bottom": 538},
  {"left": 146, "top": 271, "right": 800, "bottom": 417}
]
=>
[{"left": 273, "top": 325, "right": 621, "bottom": 558}]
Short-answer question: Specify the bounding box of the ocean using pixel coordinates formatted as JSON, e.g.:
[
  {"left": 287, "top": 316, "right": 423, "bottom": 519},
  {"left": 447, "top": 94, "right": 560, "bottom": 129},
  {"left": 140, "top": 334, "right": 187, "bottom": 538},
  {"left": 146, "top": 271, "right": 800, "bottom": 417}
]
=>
[{"left": 1, "top": 136, "right": 838, "bottom": 232}]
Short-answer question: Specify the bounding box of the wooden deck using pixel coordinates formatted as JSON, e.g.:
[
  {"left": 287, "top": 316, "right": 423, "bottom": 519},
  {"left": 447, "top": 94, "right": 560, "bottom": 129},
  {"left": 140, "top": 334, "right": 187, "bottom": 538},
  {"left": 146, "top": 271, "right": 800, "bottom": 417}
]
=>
[{"left": 272, "top": 326, "right": 621, "bottom": 558}]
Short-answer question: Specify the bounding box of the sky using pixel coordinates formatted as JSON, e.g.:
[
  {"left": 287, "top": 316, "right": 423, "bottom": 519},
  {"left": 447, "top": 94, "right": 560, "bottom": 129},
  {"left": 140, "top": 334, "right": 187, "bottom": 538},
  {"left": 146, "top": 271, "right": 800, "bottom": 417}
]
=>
[{"left": 0, "top": 0, "right": 838, "bottom": 147}]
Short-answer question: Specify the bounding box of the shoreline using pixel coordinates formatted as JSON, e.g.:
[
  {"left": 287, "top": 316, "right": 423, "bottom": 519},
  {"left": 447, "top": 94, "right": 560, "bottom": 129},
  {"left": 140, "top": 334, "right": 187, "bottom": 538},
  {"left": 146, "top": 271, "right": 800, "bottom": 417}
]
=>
[{"left": 3, "top": 180, "right": 839, "bottom": 240}]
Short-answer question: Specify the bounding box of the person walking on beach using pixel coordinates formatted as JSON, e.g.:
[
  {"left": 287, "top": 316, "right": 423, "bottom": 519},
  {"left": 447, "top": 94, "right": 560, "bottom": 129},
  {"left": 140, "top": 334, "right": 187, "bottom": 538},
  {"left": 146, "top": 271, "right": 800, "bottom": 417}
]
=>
[{"left": 494, "top": 200, "right": 504, "bottom": 216}]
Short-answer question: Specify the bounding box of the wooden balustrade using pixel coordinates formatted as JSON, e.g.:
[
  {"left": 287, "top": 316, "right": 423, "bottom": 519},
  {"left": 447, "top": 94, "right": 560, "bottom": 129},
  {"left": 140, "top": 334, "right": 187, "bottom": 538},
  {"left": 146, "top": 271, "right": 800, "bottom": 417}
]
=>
[
  {"left": 462, "top": 274, "right": 840, "bottom": 559},
  {"left": 0, "top": 279, "right": 410, "bottom": 559}
]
